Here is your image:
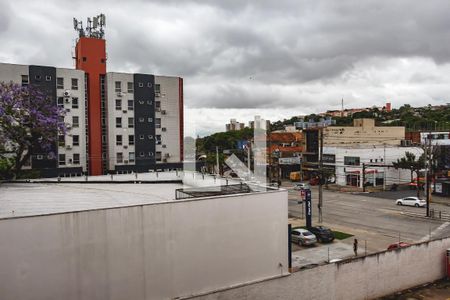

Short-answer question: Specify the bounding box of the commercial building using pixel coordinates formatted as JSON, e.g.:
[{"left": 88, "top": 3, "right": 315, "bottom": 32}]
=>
[
  {"left": 323, "top": 145, "right": 423, "bottom": 188},
  {"left": 301, "top": 118, "right": 414, "bottom": 187},
  {"left": 0, "top": 16, "right": 183, "bottom": 177}
]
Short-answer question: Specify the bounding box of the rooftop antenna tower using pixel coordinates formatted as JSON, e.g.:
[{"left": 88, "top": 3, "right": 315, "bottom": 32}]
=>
[{"left": 73, "top": 14, "right": 106, "bottom": 39}]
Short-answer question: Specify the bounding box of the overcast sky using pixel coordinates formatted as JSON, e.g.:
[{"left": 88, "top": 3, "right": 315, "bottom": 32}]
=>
[{"left": 0, "top": 0, "right": 449, "bottom": 136}]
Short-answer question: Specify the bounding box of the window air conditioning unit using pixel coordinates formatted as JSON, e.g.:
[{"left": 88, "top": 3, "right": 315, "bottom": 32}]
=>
[
  {"left": 162, "top": 127, "right": 167, "bottom": 132},
  {"left": 65, "top": 108, "right": 71, "bottom": 112},
  {"left": 122, "top": 110, "right": 127, "bottom": 113},
  {"left": 124, "top": 145, "right": 128, "bottom": 149},
  {"left": 124, "top": 160, "right": 129, "bottom": 164},
  {"left": 66, "top": 145, "right": 72, "bottom": 150},
  {"left": 164, "top": 153, "right": 170, "bottom": 158},
  {"left": 162, "top": 144, "right": 166, "bottom": 148},
  {"left": 161, "top": 110, "right": 167, "bottom": 115},
  {"left": 155, "top": 92, "right": 161, "bottom": 97},
  {"left": 155, "top": 108, "right": 161, "bottom": 112},
  {"left": 68, "top": 159, "right": 73, "bottom": 164},
  {"left": 66, "top": 124, "right": 72, "bottom": 129},
  {"left": 63, "top": 90, "right": 71, "bottom": 97},
  {"left": 117, "top": 92, "right": 123, "bottom": 97}
]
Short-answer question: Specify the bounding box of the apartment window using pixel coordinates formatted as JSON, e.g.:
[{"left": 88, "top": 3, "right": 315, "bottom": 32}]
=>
[
  {"left": 156, "top": 151, "right": 162, "bottom": 162},
  {"left": 139, "top": 135, "right": 144, "bottom": 140},
  {"left": 128, "top": 117, "right": 134, "bottom": 128},
  {"left": 116, "top": 117, "right": 122, "bottom": 128},
  {"left": 58, "top": 135, "right": 65, "bottom": 147},
  {"left": 155, "top": 101, "right": 161, "bottom": 110},
  {"left": 129, "top": 152, "right": 135, "bottom": 163},
  {"left": 116, "top": 135, "right": 122, "bottom": 146},
  {"left": 117, "top": 152, "right": 123, "bottom": 163},
  {"left": 35, "top": 75, "right": 41, "bottom": 81},
  {"left": 139, "top": 100, "right": 144, "bottom": 104},
  {"left": 101, "top": 58, "right": 106, "bottom": 63},
  {"left": 155, "top": 118, "right": 161, "bottom": 128},
  {"left": 148, "top": 135, "right": 153, "bottom": 140},
  {"left": 45, "top": 75, "right": 52, "bottom": 81},
  {"left": 57, "top": 77, "right": 64, "bottom": 89},
  {"left": 344, "top": 156, "right": 360, "bottom": 166},
  {"left": 115, "top": 81, "right": 121, "bottom": 92},
  {"left": 138, "top": 82, "right": 144, "bottom": 88},
  {"left": 127, "top": 82, "right": 133, "bottom": 93},
  {"left": 129, "top": 135, "right": 135, "bottom": 145},
  {"left": 154, "top": 84, "right": 161, "bottom": 94},
  {"left": 147, "top": 100, "right": 152, "bottom": 105},
  {"left": 148, "top": 117, "right": 153, "bottom": 123},
  {"left": 128, "top": 100, "right": 134, "bottom": 110},
  {"left": 73, "top": 135, "right": 79, "bottom": 146},
  {"left": 149, "top": 152, "right": 154, "bottom": 156},
  {"left": 139, "top": 152, "right": 144, "bottom": 157},
  {"left": 82, "top": 57, "right": 87, "bottom": 62},
  {"left": 72, "top": 97, "right": 79, "bottom": 109},
  {"left": 57, "top": 97, "right": 64, "bottom": 108},
  {"left": 71, "top": 78, "right": 78, "bottom": 90},
  {"left": 139, "top": 117, "right": 144, "bottom": 123},
  {"left": 58, "top": 154, "right": 66, "bottom": 166},
  {"left": 102, "top": 135, "right": 106, "bottom": 143},
  {"left": 147, "top": 82, "right": 152, "bottom": 88},
  {"left": 156, "top": 135, "right": 161, "bottom": 145},
  {"left": 58, "top": 116, "right": 64, "bottom": 124},
  {"left": 72, "top": 116, "right": 79, "bottom": 128},
  {"left": 115, "top": 99, "right": 122, "bottom": 110},
  {"left": 21, "top": 75, "right": 29, "bottom": 85},
  {"left": 102, "top": 118, "right": 106, "bottom": 126},
  {"left": 73, "top": 153, "right": 80, "bottom": 165}
]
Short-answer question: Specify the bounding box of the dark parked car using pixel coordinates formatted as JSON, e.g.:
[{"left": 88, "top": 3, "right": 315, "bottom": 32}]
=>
[{"left": 308, "top": 226, "right": 335, "bottom": 243}]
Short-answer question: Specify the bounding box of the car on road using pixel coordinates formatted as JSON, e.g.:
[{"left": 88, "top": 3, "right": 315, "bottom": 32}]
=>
[
  {"left": 395, "top": 197, "right": 426, "bottom": 207},
  {"left": 291, "top": 228, "right": 317, "bottom": 246},
  {"left": 308, "top": 226, "right": 335, "bottom": 243},
  {"left": 387, "top": 242, "right": 411, "bottom": 250},
  {"left": 294, "top": 182, "right": 311, "bottom": 190}
]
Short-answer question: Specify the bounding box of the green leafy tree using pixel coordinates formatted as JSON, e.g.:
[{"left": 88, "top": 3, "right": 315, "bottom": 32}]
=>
[{"left": 393, "top": 151, "right": 425, "bottom": 197}]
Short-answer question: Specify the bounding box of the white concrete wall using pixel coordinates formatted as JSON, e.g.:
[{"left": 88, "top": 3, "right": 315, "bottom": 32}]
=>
[
  {"left": 0, "top": 190, "right": 288, "bottom": 300},
  {"left": 194, "top": 237, "right": 450, "bottom": 300},
  {"left": 0, "top": 62, "right": 28, "bottom": 84},
  {"left": 106, "top": 72, "right": 135, "bottom": 170},
  {"left": 155, "top": 76, "right": 181, "bottom": 163},
  {"left": 56, "top": 68, "right": 87, "bottom": 173}
]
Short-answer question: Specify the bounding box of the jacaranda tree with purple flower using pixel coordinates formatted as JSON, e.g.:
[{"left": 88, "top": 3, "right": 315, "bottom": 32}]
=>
[{"left": 0, "top": 82, "right": 67, "bottom": 179}]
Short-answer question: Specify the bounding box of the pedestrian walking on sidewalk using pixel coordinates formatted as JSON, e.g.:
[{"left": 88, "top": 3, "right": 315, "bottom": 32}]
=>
[{"left": 353, "top": 238, "right": 358, "bottom": 256}]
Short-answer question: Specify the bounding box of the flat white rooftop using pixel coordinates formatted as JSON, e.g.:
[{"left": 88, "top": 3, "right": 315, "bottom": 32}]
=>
[{"left": 0, "top": 182, "right": 183, "bottom": 219}]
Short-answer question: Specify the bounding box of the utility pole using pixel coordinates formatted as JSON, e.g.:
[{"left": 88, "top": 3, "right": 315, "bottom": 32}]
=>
[
  {"left": 383, "top": 144, "right": 386, "bottom": 191},
  {"left": 426, "top": 133, "right": 432, "bottom": 217},
  {"left": 362, "top": 163, "right": 366, "bottom": 192},
  {"left": 216, "top": 146, "right": 219, "bottom": 175},
  {"left": 318, "top": 128, "right": 324, "bottom": 223}
]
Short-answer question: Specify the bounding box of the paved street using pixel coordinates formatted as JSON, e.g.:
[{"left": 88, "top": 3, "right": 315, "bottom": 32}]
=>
[{"left": 285, "top": 183, "right": 450, "bottom": 253}]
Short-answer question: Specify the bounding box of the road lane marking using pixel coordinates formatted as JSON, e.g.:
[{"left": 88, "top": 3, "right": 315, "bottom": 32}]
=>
[{"left": 419, "top": 222, "right": 450, "bottom": 242}]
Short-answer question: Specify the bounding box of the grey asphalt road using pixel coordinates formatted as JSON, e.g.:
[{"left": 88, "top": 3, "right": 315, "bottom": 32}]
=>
[{"left": 286, "top": 185, "right": 450, "bottom": 251}]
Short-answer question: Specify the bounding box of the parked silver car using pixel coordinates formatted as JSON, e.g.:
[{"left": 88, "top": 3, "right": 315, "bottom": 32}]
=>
[
  {"left": 291, "top": 228, "right": 317, "bottom": 246},
  {"left": 395, "top": 196, "right": 426, "bottom": 207}
]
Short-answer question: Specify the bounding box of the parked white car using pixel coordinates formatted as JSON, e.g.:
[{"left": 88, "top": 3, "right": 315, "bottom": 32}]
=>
[
  {"left": 294, "top": 182, "right": 311, "bottom": 190},
  {"left": 291, "top": 228, "right": 317, "bottom": 246},
  {"left": 395, "top": 197, "right": 426, "bottom": 207}
]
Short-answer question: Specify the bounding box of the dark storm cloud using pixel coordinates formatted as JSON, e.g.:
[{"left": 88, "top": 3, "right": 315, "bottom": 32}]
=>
[{"left": 1, "top": 0, "right": 450, "bottom": 114}]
